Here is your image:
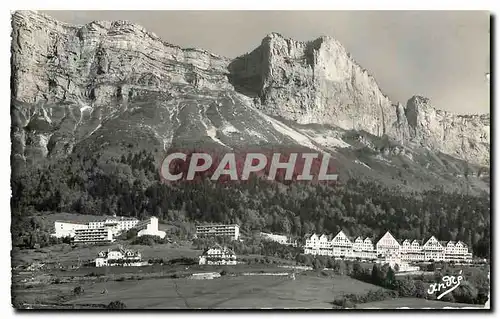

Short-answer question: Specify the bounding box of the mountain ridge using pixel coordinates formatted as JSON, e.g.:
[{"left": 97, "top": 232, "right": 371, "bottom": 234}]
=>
[
  {"left": 10, "top": 10, "right": 490, "bottom": 193},
  {"left": 229, "top": 32, "right": 489, "bottom": 166}
]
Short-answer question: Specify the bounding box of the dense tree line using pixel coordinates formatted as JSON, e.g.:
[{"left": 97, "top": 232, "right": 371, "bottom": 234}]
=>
[{"left": 11, "top": 150, "right": 490, "bottom": 258}]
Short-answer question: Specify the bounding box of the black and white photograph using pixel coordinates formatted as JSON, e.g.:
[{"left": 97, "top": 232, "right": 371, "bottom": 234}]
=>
[{"left": 9, "top": 7, "right": 491, "bottom": 310}]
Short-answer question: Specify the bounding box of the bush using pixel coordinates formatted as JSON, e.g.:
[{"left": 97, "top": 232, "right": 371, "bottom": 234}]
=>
[
  {"left": 394, "top": 278, "right": 416, "bottom": 297},
  {"left": 107, "top": 300, "right": 126, "bottom": 309},
  {"left": 85, "top": 272, "right": 98, "bottom": 277},
  {"left": 167, "top": 257, "right": 198, "bottom": 265},
  {"left": 476, "top": 288, "right": 489, "bottom": 304},
  {"left": 73, "top": 286, "right": 84, "bottom": 296},
  {"left": 439, "top": 292, "right": 455, "bottom": 303},
  {"left": 452, "top": 281, "right": 478, "bottom": 304},
  {"left": 333, "top": 289, "right": 397, "bottom": 307},
  {"left": 148, "top": 258, "right": 164, "bottom": 265},
  {"left": 413, "top": 280, "right": 428, "bottom": 298},
  {"left": 332, "top": 297, "right": 356, "bottom": 309},
  {"left": 352, "top": 261, "right": 363, "bottom": 277},
  {"left": 131, "top": 235, "right": 163, "bottom": 246}
]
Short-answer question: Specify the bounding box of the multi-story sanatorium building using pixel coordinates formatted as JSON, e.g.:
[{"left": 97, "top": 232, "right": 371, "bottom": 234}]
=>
[
  {"left": 52, "top": 216, "right": 165, "bottom": 244},
  {"left": 134, "top": 217, "right": 166, "bottom": 239},
  {"left": 87, "top": 216, "right": 139, "bottom": 236},
  {"left": 195, "top": 224, "right": 240, "bottom": 240},
  {"left": 303, "top": 230, "right": 473, "bottom": 263},
  {"left": 74, "top": 227, "right": 114, "bottom": 244}
]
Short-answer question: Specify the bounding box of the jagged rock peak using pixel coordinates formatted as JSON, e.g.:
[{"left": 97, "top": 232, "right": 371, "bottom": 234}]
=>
[
  {"left": 229, "top": 32, "right": 489, "bottom": 166},
  {"left": 230, "top": 31, "right": 395, "bottom": 135}
]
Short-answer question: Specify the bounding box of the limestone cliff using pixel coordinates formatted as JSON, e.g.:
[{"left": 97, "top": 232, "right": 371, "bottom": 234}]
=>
[
  {"left": 229, "top": 33, "right": 490, "bottom": 166},
  {"left": 11, "top": 10, "right": 231, "bottom": 106},
  {"left": 11, "top": 10, "right": 232, "bottom": 160},
  {"left": 11, "top": 11, "right": 490, "bottom": 169}
]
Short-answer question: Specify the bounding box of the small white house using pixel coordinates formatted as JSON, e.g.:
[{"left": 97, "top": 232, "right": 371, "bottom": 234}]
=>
[
  {"left": 199, "top": 245, "right": 237, "bottom": 265},
  {"left": 95, "top": 247, "right": 144, "bottom": 267}
]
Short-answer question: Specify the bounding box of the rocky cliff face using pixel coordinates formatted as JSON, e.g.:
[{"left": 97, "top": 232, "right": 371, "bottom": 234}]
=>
[
  {"left": 11, "top": 10, "right": 233, "bottom": 161},
  {"left": 12, "top": 10, "right": 231, "bottom": 106},
  {"left": 11, "top": 11, "right": 489, "bottom": 172},
  {"left": 229, "top": 33, "right": 396, "bottom": 135},
  {"left": 229, "top": 33, "right": 490, "bottom": 166},
  {"left": 403, "top": 96, "right": 490, "bottom": 166}
]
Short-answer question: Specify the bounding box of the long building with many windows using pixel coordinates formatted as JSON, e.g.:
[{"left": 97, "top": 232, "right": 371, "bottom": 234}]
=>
[
  {"left": 195, "top": 224, "right": 240, "bottom": 240},
  {"left": 52, "top": 216, "right": 166, "bottom": 244},
  {"left": 303, "top": 230, "right": 473, "bottom": 263},
  {"left": 74, "top": 227, "right": 114, "bottom": 244}
]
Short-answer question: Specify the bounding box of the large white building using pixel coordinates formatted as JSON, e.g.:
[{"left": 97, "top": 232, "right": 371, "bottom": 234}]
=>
[
  {"left": 331, "top": 231, "right": 355, "bottom": 258},
  {"left": 87, "top": 216, "right": 140, "bottom": 236},
  {"left": 376, "top": 231, "right": 401, "bottom": 262},
  {"left": 444, "top": 240, "right": 473, "bottom": 262},
  {"left": 74, "top": 227, "right": 114, "bottom": 244},
  {"left": 400, "top": 238, "right": 472, "bottom": 263},
  {"left": 52, "top": 216, "right": 166, "bottom": 243},
  {"left": 401, "top": 239, "right": 425, "bottom": 262},
  {"left": 353, "top": 236, "right": 377, "bottom": 260},
  {"left": 303, "top": 230, "right": 473, "bottom": 263},
  {"left": 53, "top": 221, "right": 88, "bottom": 238},
  {"left": 195, "top": 224, "right": 240, "bottom": 240}
]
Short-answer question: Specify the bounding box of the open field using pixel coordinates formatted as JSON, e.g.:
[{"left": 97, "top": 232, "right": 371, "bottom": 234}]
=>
[
  {"left": 65, "top": 275, "right": 386, "bottom": 309},
  {"left": 356, "top": 298, "right": 487, "bottom": 309},
  {"left": 12, "top": 258, "right": 490, "bottom": 309},
  {"left": 13, "top": 274, "right": 488, "bottom": 309}
]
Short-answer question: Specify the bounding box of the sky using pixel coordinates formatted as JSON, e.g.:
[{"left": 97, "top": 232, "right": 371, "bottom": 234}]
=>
[{"left": 42, "top": 10, "right": 491, "bottom": 115}]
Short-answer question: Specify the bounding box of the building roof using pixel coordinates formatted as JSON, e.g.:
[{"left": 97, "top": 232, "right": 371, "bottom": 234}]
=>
[
  {"left": 54, "top": 220, "right": 89, "bottom": 225},
  {"left": 202, "top": 244, "right": 235, "bottom": 255},
  {"left": 94, "top": 216, "right": 139, "bottom": 223},
  {"left": 196, "top": 223, "right": 240, "bottom": 227},
  {"left": 456, "top": 241, "right": 468, "bottom": 247},
  {"left": 98, "top": 247, "right": 140, "bottom": 258},
  {"left": 375, "top": 231, "right": 400, "bottom": 245}
]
